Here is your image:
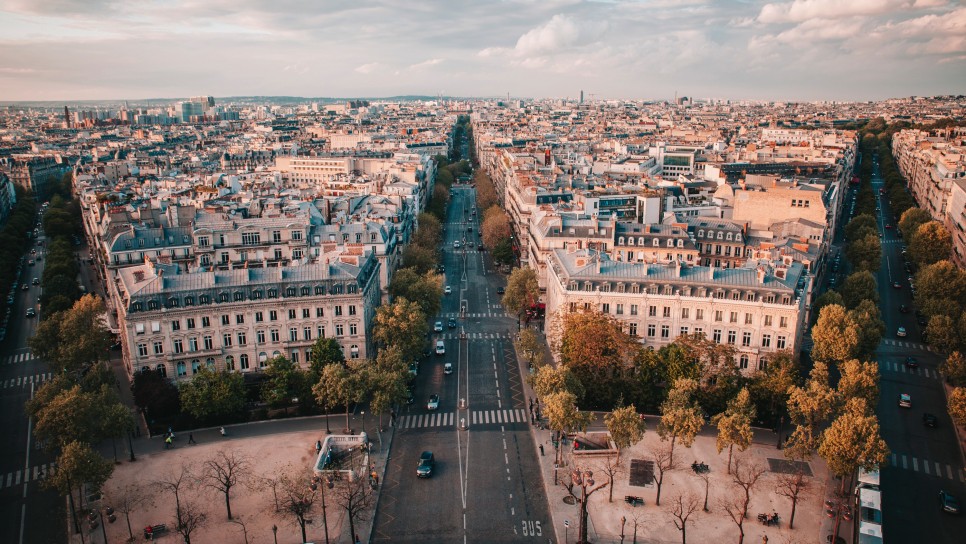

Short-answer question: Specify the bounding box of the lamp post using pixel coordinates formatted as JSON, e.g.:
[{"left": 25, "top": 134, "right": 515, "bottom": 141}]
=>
[
  {"left": 361, "top": 411, "right": 366, "bottom": 434},
  {"left": 272, "top": 524, "right": 277, "bottom": 544}
]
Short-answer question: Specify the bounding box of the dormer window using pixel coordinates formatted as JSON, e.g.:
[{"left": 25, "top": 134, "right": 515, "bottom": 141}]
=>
[
  {"left": 638, "top": 237, "right": 644, "bottom": 246},
  {"left": 717, "top": 232, "right": 723, "bottom": 240},
  {"left": 667, "top": 239, "right": 674, "bottom": 248},
  {"left": 736, "top": 234, "right": 742, "bottom": 242},
  {"left": 653, "top": 238, "right": 660, "bottom": 247},
  {"left": 677, "top": 239, "right": 684, "bottom": 248},
  {"left": 698, "top": 230, "right": 704, "bottom": 238},
  {"left": 619, "top": 237, "right": 625, "bottom": 245},
  {"left": 726, "top": 233, "right": 733, "bottom": 241}
]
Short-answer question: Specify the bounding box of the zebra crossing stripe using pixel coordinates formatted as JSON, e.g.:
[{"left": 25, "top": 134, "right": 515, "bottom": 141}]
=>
[
  {"left": 913, "top": 458, "right": 919, "bottom": 472},
  {"left": 901, "top": 455, "right": 908, "bottom": 469}
]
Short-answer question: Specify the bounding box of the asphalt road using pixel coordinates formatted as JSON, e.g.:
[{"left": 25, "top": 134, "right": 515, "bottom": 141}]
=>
[
  {"left": 372, "top": 185, "right": 552, "bottom": 543},
  {"left": 866, "top": 156, "right": 966, "bottom": 543},
  {"left": 0, "top": 224, "right": 65, "bottom": 544}
]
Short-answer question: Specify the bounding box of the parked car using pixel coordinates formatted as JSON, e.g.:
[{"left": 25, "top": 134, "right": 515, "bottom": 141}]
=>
[
  {"left": 427, "top": 394, "right": 440, "bottom": 411},
  {"left": 939, "top": 490, "right": 961, "bottom": 514},
  {"left": 416, "top": 451, "right": 435, "bottom": 478}
]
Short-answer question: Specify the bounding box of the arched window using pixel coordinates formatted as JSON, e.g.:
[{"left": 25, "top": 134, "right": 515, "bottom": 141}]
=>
[
  {"left": 653, "top": 238, "right": 660, "bottom": 247},
  {"left": 758, "top": 357, "right": 768, "bottom": 371},
  {"left": 156, "top": 364, "right": 167, "bottom": 378},
  {"left": 177, "top": 361, "right": 187, "bottom": 377},
  {"left": 206, "top": 357, "right": 215, "bottom": 369},
  {"left": 726, "top": 232, "right": 733, "bottom": 241},
  {"left": 638, "top": 237, "right": 644, "bottom": 246},
  {"left": 677, "top": 239, "right": 684, "bottom": 248},
  {"left": 225, "top": 355, "right": 235, "bottom": 371},
  {"left": 191, "top": 359, "right": 201, "bottom": 374},
  {"left": 717, "top": 231, "right": 723, "bottom": 240},
  {"left": 240, "top": 354, "right": 250, "bottom": 370},
  {"left": 667, "top": 239, "right": 674, "bottom": 248},
  {"left": 619, "top": 237, "right": 625, "bottom": 245},
  {"left": 739, "top": 354, "right": 749, "bottom": 370},
  {"left": 698, "top": 230, "right": 704, "bottom": 238}
]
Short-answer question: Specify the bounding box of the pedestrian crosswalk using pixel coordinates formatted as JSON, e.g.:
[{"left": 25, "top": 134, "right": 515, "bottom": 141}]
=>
[
  {"left": 2, "top": 462, "right": 56, "bottom": 489},
  {"left": 889, "top": 452, "right": 966, "bottom": 482},
  {"left": 441, "top": 312, "right": 512, "bottom": 319},
  {"left": 396, "top": 408, "right": 529, "bottom": 429},
  {"left": 880, "top": 361, "right": 939, "bottom": 380},
  {"left": 433, "top": 332, "right": 513, "bottom": 340},
  {"left": 2, "top": 373, "right": 53, "bottom": 389},
  {"left": 3, "top": 351, "right": 38, "bottom": 365},
  {"left": 882, "top": 339, "right": 931, "bottom": 351}
]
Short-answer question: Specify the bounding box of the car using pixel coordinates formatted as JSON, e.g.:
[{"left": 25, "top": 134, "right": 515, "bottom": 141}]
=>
[
  {"left": 892, "top": 281, "right": 901, "bottom": 289},
  {"left": 21, "top": 284, "right": 28, "bottom": 291},
  {"left": 447, "top": 318, "right": 457, "bottom": 329},
  {"left": 416, "top": 451, "right": 435, "bottom": 478},
  {"left": 30, "top": 249, "right": 36, "bottom": 255},
  {"left": 467, "top": 226, "right": 473, "bottom": 232},
  {"left": 25, "top": 308, "right": 36, "bottom": 318},
  {"left": 437, "top": 264, "right": 445, "bottom": 273},
  {"left": 904, "top": 356, "right": 919, "bottom": 368},
  {"left": 435, "top": 340, "right": 445, "bottom": 355},
  {"left": 443, "top": 362, "right": 453, "bottom": 375},
  {"left": 427, "top": 394, "right": 440, "bottom": 411},
  {"left": 939, "top": 490, "right": 961, "bottom": 514},
  {"left": 28, "top": 259, "right": 34, "bottom": 266},
  {"left": 444, "top": 286, "right": 452, "bottom": 295},
  {"left": 453, "top": 240, "right": 461, "bottom": 249},
  {"left": 923, "top": 413, "right": 938, "bottom": 428},
  {"left": 477, "top": 243, "right": 484, "bottom": 250},
  {"left": 497, "top": 286, "right": 505, "bottom": 294},
  {"left": 885, "top": 224, "right": 893, "bottom": 229},
  {"left": 434, "top": 321, "right": 443, "bottom": 332},
  {"left": 409, "top": 362, "right": 419, "bottom": 376},
  {"left": 917, "top": 315, "right": 928, "bottom": 327},
  {"left": 897, "top": 326, "right": 907, "bottom": 337},
  {"left": 899, "top": 393, "right": 912, "bottom": 408},
  {"left": 899, "top": 304, "right": 910, "bottom": 313},
  {"left": 32, "top": 278, "right": 39, "bottom": 285}
]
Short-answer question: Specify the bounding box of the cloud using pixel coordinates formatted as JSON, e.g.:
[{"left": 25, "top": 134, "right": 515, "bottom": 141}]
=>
[
  {"left": 354, "top": 62, "right": 384, "bottom": 75},
  {"left": 408, "top": 58, "right": 443, "bottom": 70},
  {"left": 512, "top": 14, "right": 608, "bottom": 57},
  {"left": 757, "top": 0, "right": 919, "bottom": 24}
]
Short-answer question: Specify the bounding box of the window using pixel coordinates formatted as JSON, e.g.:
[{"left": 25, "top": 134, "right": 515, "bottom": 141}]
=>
[
  {"left": 316, "top": 307, "right": 324, "bottom": 318},
  {"left": 137, "top": 343, "right": 148, "bottom": 357},
  {"left": 744, "top": 313, "right": 753, "bottom": 325},
  {"left": 695, "top": 309, "right": 704, "bottom": 321},
  {"left": 681, "top": 308, "right": 689, "bottom": 319},
  {"left": 348, "top": 305, "right": 357, "bottom": 316},
  {"left": 742, "top": 332, "right": 752, "bottom": 347},
  {"left": 729, "top": 311, "right": 737, "bottom": 323},
  {"left": 336, "top": 324, "right": 344, "bottom": 337},
  {"left": 303, "top": 327, "right": 312, "bottom": 340},
  {"left": 151, "top": 321, "right": 161, "bottom": 333},
  {"left": 602, "top": 303, "right": 610, "bottom": 314},
  {"left": 270, "top": 310, "right": 278, "bottom": 321},
  {"left": 240, "top": 354, "right": 250, "bottom": 370},
  {"left": 226, "top": 355, "right": 235, "bottom": 371},
  {"left": 256, "top": 330, "right": 266, "bottom": 344},
  {"left": 680, "top": 326, "right": 689, "bottom": 336},
  {"left": 349, "top": 324, "right": 358, "bottom": 336},
  {"left": 177, "top": 362, "right": 187, "bottom": 377},
  {"left": 661, "top": 325, "right": 670, "bottom": 339},
  {"left": 629, "top": 323, "right": 638, "bottom": 336},
  {"left": 764, "top": 315, "right": 773, "bottom": 327},
  {"left": 268, "top": 289, "right": 278, "bottom": 299},
  {"left": 762, "top": 334, "right": 771, "bottom": 348},
  {"left": 758, "top": 357, "right": 768, "bottom": 371},
  {"left": 236, "top": 314, "right": 245, "bottom": 324},
  {"left": 694, "top": 327, "right": 704, "bottom": 337},
  {"left": 233, "top": 292, "right": 244, "bottom": 302},
  {"left": 293, "top": 249, "right": 303, "bottom": 259},
  {"left": 204, "top": 335, "right": 213, "bottom": 350},
  {"left": 291, "top": 230, "right": 303, "bottom": 241},
  {"left": 302, "top": 308, "right": 310, "bottom": 319},
  {"left": 630, "top": 304, "right": 638, "bottom": 316},
  {"left": 222, "top": 333, "right": 232, "bottom": 347},
  {"left": 288, "top": 309, "right": 297, "bottom": 320},
  {"left": 779, "top": 316, "right": 788, "bottom": 328},
  {"left": 648, "top": 306, "right": 657, "bottom": 317},
  {"left": 647, "top": 324, "right": 656, "bottom": 337},
  {"left": 171, "top": 320, "right": 181, "bottom": 331},
  {"left": 714, "top": 311, "right": 723, "bottom": 322},
  {"left": 237, "top": 332, "right": 247, "bottom": 346},
  {"left": 616, "top": 304, "right": 624, "bottom": 315},
  {"left": 289, "top": 328, "right": 298, "bottom": 342},
  {"left": 241, "top": 232, "right": 261, "bottom": 245},
  {"left": 272, "top": 230, "right": 281, "bottom": 243},
  {"left": 271, "top": 329, "right": 280, "bottom": 343},
  {"left": 713, "top": 329, "right": 722, "bottom": 343},
  {"left": 186, "top": 318, "right": 195, "bottom": 329},
  {"left": 153, "top": 341, "right": 164, "bottom": 355},
  {"left": 192, "top": 360, "right": 201, "bottom": 374},
  {"left": 202, "top": 316, "right": 211, "bottom": 327},
  {"left": 739, "top": 355, "right": 749, "bottom": 370},
  {"left": 173, "top": 339, "right": 184, "bottom": 354},
  {"left": 221, "top": 315, "right": 230, "bottom": 326},
  {"left": 777, "top": 336, "right": 786, "bottom": 349},
  {"left": 727, "top": 330, "right": 736, "bottom": 344},
  {"left": 255, "top": 312, "right": 263, "bottom": 323},
  {"left": 335, "top": 306, "right": 343, "bottom": 316},
  {"left": 350, "top": 345, "right": 360, "bottom": 359},
  {"left": 198, "top": 236, "right": 210, "bottom": 247}
]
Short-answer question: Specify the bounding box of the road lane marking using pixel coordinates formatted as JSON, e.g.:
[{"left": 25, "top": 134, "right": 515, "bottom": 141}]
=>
[
  {"left": 936, "top": 462, "right": 941, "bottom": 476},
  {"left": 891, "top": 453, "right": 896, "bottom": 466},
  {"left": 913, "top": 458, "right": 919, "bottom": 472},
  {"left": 924, "top": 462, "right": 930, "bottom": 475},
  {"left": 901, "top": 455, "right": 907, "bottom": 469}
]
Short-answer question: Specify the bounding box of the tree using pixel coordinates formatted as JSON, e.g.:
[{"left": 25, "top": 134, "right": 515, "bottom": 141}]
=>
[
  {"left": 668, "top": 492, "right": 700, "bottom": 544},
  {"left": 173, "top": 500, "right": 208, "bottom": 544},
  {"left": 542, "top": 390, "right": 593, "bottom": 463},
  {"left": 154, "top": 465, "right": 197, "bottom": 520},
  {"left": 811, "top": 290, "right": 844, "bottom": 324},
  {"left": 845, "top": 214, "right": 877, "bottom": 243},
  {"left": 475, "top": 170, "right": 499, "bottom": 210},
  {"left": 910, "top": 221, "right": 952, "bottom": 265},
  {"left": 101, "top": 401, "right": 135, "bottom": 463},
  {"left": 132, "top": 368, "right": 181, "bottom": 420},
  {"left": 594, "top": 453, "right": 626, "bottom": 503},
  {"left": 718, "top": 456, "right": 766, "bottom": 544},
  {"left": 605, "top": 405, "right": 646, "bottom": 461},
  {"left": 31, "top": 384, "right": 118, "bottom": 454},
  {"left": 45, "top": 441, "right": 115, "bottom": 535},
  {"left": 261, "top": 356, "right": 311, "bottom": 408},
  {"left": 309, "top": 337, "right": 346, "bottom": 380},
  {"left": 899, "top": 208, "right": 931, "bottom": 240},
  {"left": 940, "top": 351, "right": 966, "bottom": 387},
  {"left": 785, "top": 362, "right": 838, "bottom": 459},
  {"left": 657, "top": 379, "right": 704, "bottom": 469},
  {"left": 775, "top": 467, "right": 810, "bottom": 529},
  {"left": 749, "top": 350, "right": 798, "bottom": 422},
  {"left": 711, "top": 388, "right": 756, "bottom": 474},
  {"left": 846, "top": 233, "right": 881, "bottom": 273},
  {"left": 332, "top": 472, "right": 376, "bottom": 544},
  {"left": 836, "top": 359, "right": 880, "bottom": 412},
  {"left": 515, "top": 328, "right": 545, "bottom": 370},
  {"left": 28, "top": 294, "right": 110, "bottom": 374},
  {"left": 810, "top": 304, "right": 860, "bottom": 364},
  {"left": 202, "top": 450, "right": 252, "bottom": 520},
  {"left": 400, "top": 244, "right": 437, "bottom": 274},
  {"left": 849, "top": 300, "right": 885, "bottom": 360},
  {"left": 926, "top": 315, "right": 960, "bottom": 354},
  {"left": 650, "top": 442, "right": 678, "bottom": 506},
  {"left": 372, "top": 298, "right": 429, "bottom": 362},
  {"left": 839, "top": 271, "right": 878, "bottom": 309},
  {"left": 818, "top": 398, "right": 889, "bottom": 493},
  {"left": 501, "top": 267, "right": 540, "bottom": 316},
  {"left": 412, "top": 212, "right": 442, "bottom": 249},
  {"left": 278, "top": 469, "right": 317, "bottom": 544},
  {"left": 562, "top": 464, "right": 609, "bottom": 544},
  {"left": 529, "top": 364, "right": 584, "bottom": 400},
  {"left": 555, "top": 311, "right": 636, "bottom": 407},
  {"left": 915, "top": 260, "right": 966, "bottom": 317},
  {"left": 949, "top": 387, "right": 966, "bottom": 427},
  {"left": 481, "top": 207, "right": 511, "bottom": 249},
  {"left": 107, "top": 482, "right": 154, "bottom": 542},
  {"left": 178, "top": 366, "right": 245, "bottom": 424},
  {"left": 313, "top": 360, "right": 366, "bottom": 432},
  {"left": 387, "top": 268, "right": 442, "bottom": 318}
]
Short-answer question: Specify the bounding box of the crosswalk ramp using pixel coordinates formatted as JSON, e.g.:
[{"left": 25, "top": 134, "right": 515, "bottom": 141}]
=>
[
  {"left": 2, "top": 373, "right": 53, "bottom": 389},
  {"left": 880, "top": 361, "right": 939, "bottom": 380},
  {"left": 890, "top": 452, "right": 966, "bottom": 482},
  {"left": 2, "top": 462, "right": 57, "bottom": 489},
  {"left": 3, "top": 351, "right": 38, "bottom": 365}
]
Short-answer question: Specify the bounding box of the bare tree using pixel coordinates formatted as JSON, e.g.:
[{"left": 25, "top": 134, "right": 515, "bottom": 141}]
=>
[
  {"left": 594, "top": 453, "right": 626, "bottom": 503},
  {"left": 775, "top": 468, "right": 810, "bottom": 529},
  {"left": 651, "top": 442, "right": 678, "bottom": 506},
  {"left": 173, "top": 500, "right": 208, "bottom": 544},
  {"left": 258, "top": 473, "right": 284, "bottom": 512},
  {"left": 332, "top": 473, "right": 377, "bottom": 544},
  {"left": 278, "top": 469, "right": 317, "bottom": 544},
  {"left": 696, "top": 471, "right": 712, "bottom": 512},
  {"left": 718, "top": 456, "right": 767, "bottom": 544},
  {"left": 229, "top": 516, "right": 251, "bottom": 544},
  {"left": 667, "top": 492, "right": 700, "bottom": 544},
  {"left": 107, "top": 482, "right": 154, "bottom": 542},
  {"left": 202, "top": 450, "right": 252, "bottom": 520},
  {"left": 153, "top": 465, "right": 197, "bottom": 516}
]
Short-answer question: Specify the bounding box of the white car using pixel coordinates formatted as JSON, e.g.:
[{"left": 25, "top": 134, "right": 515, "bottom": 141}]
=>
[
  {"left": 435, "top": 340, "right": 446, "bottom": 355},
  {"left": 453, "top": 240, "right": 461, "bottom": 249},
  {"left": 899, "top": 393, "right": 912, "bottom": 408},
  {"left": 434, "top": 321, "right": 443, "bottom": 332},
  {"left": 897, "top": 326, "right": 907, "bottom": 337},
  {"left": 444, "top": 363, "right": 453, "bottom": 375},
  {"left": 444, "top": 286, "right": 452, "bottom": 295},
  {"left": 427, "top": 394, "right": 440, "bottom": 411}
]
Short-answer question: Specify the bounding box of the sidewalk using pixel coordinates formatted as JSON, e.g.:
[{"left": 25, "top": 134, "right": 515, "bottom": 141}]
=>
[
  {"left": 72, "top": 412, "right": 393, "bottom": 544},
  {"left": 514, "top": 328, "right": 844, "bottom": 544}
]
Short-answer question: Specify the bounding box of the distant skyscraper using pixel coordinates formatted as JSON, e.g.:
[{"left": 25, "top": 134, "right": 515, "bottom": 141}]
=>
[
  {"left": 580, "top": 90, "right": 584, "bottom": 104},
  {"left": 64, "top": 105, "right": 70, "bottom": 128}
]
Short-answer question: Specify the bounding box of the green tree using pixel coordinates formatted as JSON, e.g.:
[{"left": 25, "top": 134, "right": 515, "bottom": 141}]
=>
[
  {"left": 28, "top": 294, "right": 111, "bottom": 374},
  {"left": 261, "top": 356, "right": 311, "bottom": 408},
  {"left": 711, "top": 388, "right": 756, "bottom": 474},
  {"left": 46, "top": 441, "right": 114, "bottom": 535},
  {"left": 940, "top": 351, "right": 966, "bottom": 387},
  {"left": 846, "top": 233, "right": 881, "bottom": 273},
  {"left": 749, "top": 350, "right": 798, "bottom": 422},
  {"left": 836, "top": 359, "right": 880, "bottom": 412},
  {"left": 555, "top": 311, "right": 636, "bottom": 408},
  {"left": 412, "top": 213, "right": 442, "bottom": 249},
  {"left": 839, "top": 271, "right": 879, "bottom": 309},
  {"left": 501, "top": 267, "right": 540, "bottom": 316},
  {"left": 810, "top": 304, "right": 860, "bottom": 364},
  {"left": 910, "top": 221, "right": 952, "bottom": 265},
  {"left": 387, "top": 268, "right": 442, "bottom": 318},
  {"left": 845, "top": 214, "right": 877, "bottom": 243},
  {"left": 30, "top": 384, "right": 120, "bottom": 454},
  {"left": 604, "top": 405, "right": 646, "bottom": 461},
  {"left": 312, "top": 360, "right": 366, "bottom": 432},
  {"left": 849, "top": 300, "right": 886, "bottom": 360},
  {"left": 785, "top": 363, "right": 838, "bottom": 460},
  {"left": 657, "top": 378, "right": 704, "bottom": 468},
  {"left": 818, "top": 398, "right": 889, "bottom": 492},
  {"left": 926, "top": 315, "right": 960, "bottom": 354},
  {"left": 178, "top": 367, "right": 245, "bottom": 424},
  {"left": 542, "top": 390, "right": 593, "bottom": 464},
  {"left": 372, "top": 298, "right": 429, "bottom": 363},
  {"left": 811, "top": 290, "right": 844, "bottom": 324},
  {"left": 915, "top": 260, "right": 966, "bottom": 318},
  {"left": 949, "top": 387, "right": 966, "bottom": 427},
  {"left": 515, "top": 328, "right": 545, "bottom": 370},
  {"left": 309, "top": 337, "right": 346, "bottom": 381},
  {"left": 400, "top": 244, "right": 437, "bottom": 274},
  {"left": 528, "top": 364, "right": 585, "bottom": 399},
  {"left": 898, "top": 208, "right": 932, "bottom": 240}
]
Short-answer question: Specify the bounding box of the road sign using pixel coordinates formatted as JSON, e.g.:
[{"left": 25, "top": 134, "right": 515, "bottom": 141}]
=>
[{"left": 564, "top": 520, "right": 569, "bottom": 527}]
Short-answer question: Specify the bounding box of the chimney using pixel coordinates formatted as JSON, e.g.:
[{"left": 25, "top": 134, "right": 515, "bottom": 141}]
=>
[{"left": 756, "top": 266, "right": 766, "bottom": 284}]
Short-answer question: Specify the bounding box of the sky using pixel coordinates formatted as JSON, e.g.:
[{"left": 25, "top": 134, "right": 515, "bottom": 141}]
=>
[{"left": 0, "top": 0, "right": 964, "bottom": 102}]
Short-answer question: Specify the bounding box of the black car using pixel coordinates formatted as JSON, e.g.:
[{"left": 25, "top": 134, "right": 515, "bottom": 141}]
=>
[
  {"left": 497, "top": 286, "right": 505, "bottom": 294},
  {"left": 904, "top": 356, "right": 919, "bottom": 368},
  {"left": 416, "top": 451, "right": 435, "bottom": 478},
  {"left": 940, "top": 490, "right": 961, "bottom": 514},
  {"left": 923, "top": 413, "right": 938, "bottom": 428},
  {"left": 898, "top": 305, "right": 910, "bottom": 313},
  {"left": 447, "top": 318, "right": 457, "bottom": 329}
]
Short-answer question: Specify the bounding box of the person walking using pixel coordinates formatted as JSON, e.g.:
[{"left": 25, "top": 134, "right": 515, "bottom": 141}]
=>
[
  {"left": 187, "top": 433, "right": 196, "bottom": 445},
  {"left": 164, "top": 435, "right": 172, "bottom": 449}
]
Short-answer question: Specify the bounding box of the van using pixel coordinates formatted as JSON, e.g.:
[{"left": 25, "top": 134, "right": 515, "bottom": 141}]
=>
[
  {"left": 435, "top": 340, "right": 445, "bottom": 356},
  {"left": 444, "top": 363, "right": 453, "bottom": 375}
]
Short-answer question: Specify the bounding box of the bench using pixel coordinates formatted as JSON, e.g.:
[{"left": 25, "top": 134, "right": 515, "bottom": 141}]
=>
[
  {"left": 625, "top": 495, "right": 644, "bottom": 507},
  {"left": 144, "top": 524, "right": 168, "bottom": 540}
]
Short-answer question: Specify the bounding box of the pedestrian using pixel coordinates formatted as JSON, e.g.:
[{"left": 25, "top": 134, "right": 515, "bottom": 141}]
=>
[
  {"left": 164, "top": 436, "right": 172, "bottom": 449},
  {"left": 762, "top": 536, "right": 768, "bottom": 544},
  {"left": 187, "top": 433, "right": 196, "bottom": 445},
  {"left": 539, "top": 444, "right": 544, "bottom": 456}
]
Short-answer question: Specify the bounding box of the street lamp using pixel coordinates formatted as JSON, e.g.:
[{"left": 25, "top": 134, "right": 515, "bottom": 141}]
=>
[{"left": 361, "top": 411, "right": 366, "bottom": 434}]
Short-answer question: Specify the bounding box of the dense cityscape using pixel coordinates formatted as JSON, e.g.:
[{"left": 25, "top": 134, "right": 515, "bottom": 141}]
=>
[{"left": 2, "top": 2, "right": 966, "bottom": 544}]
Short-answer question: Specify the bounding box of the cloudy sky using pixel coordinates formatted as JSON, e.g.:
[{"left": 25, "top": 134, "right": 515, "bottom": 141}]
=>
[{"left": 0, "top": 0, "right": 963, "bottom": 102}]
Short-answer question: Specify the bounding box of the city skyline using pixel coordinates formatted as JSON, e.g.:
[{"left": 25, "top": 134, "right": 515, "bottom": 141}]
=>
[{"left": 1, "top": 0, "right": 964, "bottom": 102}]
